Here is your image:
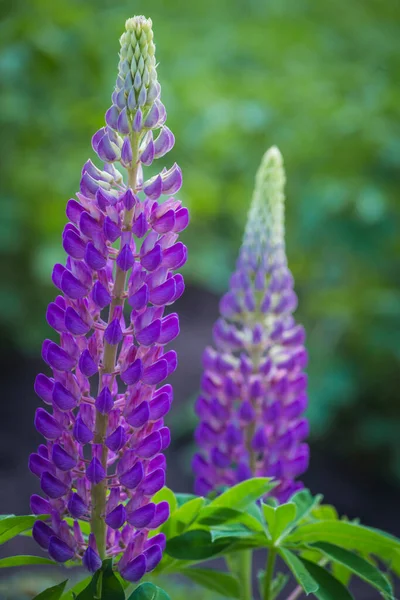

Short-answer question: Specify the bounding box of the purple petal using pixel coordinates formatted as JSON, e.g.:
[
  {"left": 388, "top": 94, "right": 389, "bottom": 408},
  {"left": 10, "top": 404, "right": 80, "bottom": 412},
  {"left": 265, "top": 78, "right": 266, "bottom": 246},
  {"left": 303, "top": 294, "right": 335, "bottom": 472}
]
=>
[
  {"left": 141, "top": 359, "right": 168, "bottom": 385},
  {"left": 85, "top": 243, "right": 106, "bottom": 270},
  {"left": 162, "top": 242, "right": 187, "bottom": 270},
  {"left": 140, "top": 469, "right": 165, "bottom": 496},
  {"left": 143, "top": 174, "right": 162, "bottom": 200},
  {"left": 127, "top": 401, "right": 150, "bottom": 428},
  {"left": 95, "top": 387, "right": 114, "bottom": 414},
  {"left": 65, "top": 307, "right": 90, "bottom": 336},
  {"left": 63, "top": 229, "right": 86, "bottom": 259},
  {"left": 117, "top": 244, "right": 135, "bottom": 271},
  {"left": 152, "top": 209, "right": 175, "bottom": 234},
  {"left": 61, "top": 271, "right": 88, "bottom": 300},
  {"left": 86, "top": 457, "right": 106, "bottom": 485},
  {"left": 105, "top": 425, "right": 126, "bottom": 452},
  {"left": 172, "top": 208, "right": 189, "bottom": 233},
  {"left": 120, "top": 358, "right": 142, "bottom": 385},
  {"left": 73, "top": 417, "right": 93, "bottom": 444},
  {"left": 92, "top": 281, "right": 112, "bottom": 309},
  {"left": 29, "top": 453, "right": 54, "bottom": 478},
  {"left": 144, "top": 544, "right": 162, "bottom": 572},
  {"left": 121, "top": 188, "right": 137, "bottom": 211},
  {"left": 79, "top": 350, "right": 98, "bottom": 377},
  {"left": 120, "top": 554, "right": 147, "bottom": 582},
  {"left": 128, "top": 283, "right": 149, "bottom": 311},
  {"left": 141, "top": 244, "right": 162, "bottom": 272},
  {"left": 46, "top": 342, "right": 76, "bottom": 371},
  {"left": 132, "top": 213, "right": 148, "bottom": 238},
  {"left": 52, "top": 444, "right": 77, "bottom": 471},
  {"left": 153, "top": 127, "right": 174, "bottom": 158},
  {"left": 105, "top": 504, "right": 126, "bottom": 529},
  {"left": 48, "top": 536, "right": 74, "bottom": 563},
  {"left": 147, "top": 501, "right": 169, "bottom": 529},
  {"left": 83, "top": 546, "right": 102, "bottom": 573},
  {"left": 104, "top": 216, "right": 121, "bottom": 242},
  {"left": 161, "top": 163, "right": 182, "bottom": 194},
  {"left": 32, "top": 521, "right": 55, "bottom": 550},
  {"left": 149, "top": 392, "right": 172, "bottom": 421},
  {"left": 136, "top": 319, "right": 161, "bottom": 346},
  {"left": 136, "top": 431, "right": 162, "bottom": 459},
  {"left": 68, "top": 492, "right": 87, "bottom": 519},
  {"left": 34, "top": 374, "right": 54, "bottom": 404},
  {"left": 149, "top": 279, "right": 176, "bottom": 306},
  {"left": 120, "top": 461, "right": 144, "bottom": 489},
  {"left": 159, "top": 314, "right": 179, "bottom": 344},
  {"left": 104, "top": 318, "right": 123, "bottom": 345},
  {"left": 117, "top": 107, "right": 130, "bottom": 135},
  {"left": 41, "top": 471, "right": 69, "bottom": 499},
  {"left": 127, "top": 503, "right": 155, "bottom": 528},
  {"left": 52, "top": 382, "right": 77, "bottom": 411},
  {"left": 30, "top": 494, "right": 51, "bottom": 515},
  {"left": 66, "top": 199, "right": 85, "bottom": 225},
  {"left": 35, "top": 408, "right": 62, "bottom": 440}
]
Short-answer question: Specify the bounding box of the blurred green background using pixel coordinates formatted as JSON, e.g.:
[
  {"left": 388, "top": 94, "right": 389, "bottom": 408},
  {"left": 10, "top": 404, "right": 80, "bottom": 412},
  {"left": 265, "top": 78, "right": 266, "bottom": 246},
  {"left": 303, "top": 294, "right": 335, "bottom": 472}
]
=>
[{"left": 1, "top": 0, "right": 400, "bottom": 486}]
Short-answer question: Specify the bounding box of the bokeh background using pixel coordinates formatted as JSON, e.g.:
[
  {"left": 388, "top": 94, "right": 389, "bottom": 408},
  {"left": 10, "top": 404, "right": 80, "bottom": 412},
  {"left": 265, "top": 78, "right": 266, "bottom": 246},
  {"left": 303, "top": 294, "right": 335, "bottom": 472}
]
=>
[{"left": 1, "top": 0, "right": 400, "bottom": 597}]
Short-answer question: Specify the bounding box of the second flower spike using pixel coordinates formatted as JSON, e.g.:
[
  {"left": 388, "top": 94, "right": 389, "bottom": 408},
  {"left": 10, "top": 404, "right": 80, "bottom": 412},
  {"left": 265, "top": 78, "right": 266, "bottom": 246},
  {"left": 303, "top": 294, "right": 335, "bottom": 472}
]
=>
[{"left": 193, "top": 146, "right": 309, "bottom": 503}]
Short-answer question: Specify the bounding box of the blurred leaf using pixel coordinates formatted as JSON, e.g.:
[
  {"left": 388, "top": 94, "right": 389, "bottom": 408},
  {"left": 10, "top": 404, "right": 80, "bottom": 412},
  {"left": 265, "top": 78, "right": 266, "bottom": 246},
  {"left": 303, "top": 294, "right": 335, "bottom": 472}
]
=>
[
  {"left": 127, "top": 582, "right": 171, "bottom": 600},
  {"left": 300, "top": 559, "right": 354, "bottom": 599},
  {"left": 180, "top": 568, "right": 241, "bottom": 598},
  {"left": 311, "top": 542, "right": 393, "bottom": 598},
  {"left": 33, "top": 580, "right": 68, "bottom": 600},
  {"left": 0, "top": 555, "right": 57, "bottom": 567}
]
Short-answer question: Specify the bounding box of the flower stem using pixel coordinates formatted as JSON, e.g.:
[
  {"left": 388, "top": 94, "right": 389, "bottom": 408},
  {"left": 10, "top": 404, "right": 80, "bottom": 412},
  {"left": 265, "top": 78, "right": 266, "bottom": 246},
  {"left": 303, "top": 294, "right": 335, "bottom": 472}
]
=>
[
  {"left": 90, "top": 130, "right": 140, "bottom": 560},
  {"left": 227, "top": 550, "right": 253, "bottom": 600},
  {"left": 263, "top": 548, "right": 277, "bottom": 600}
]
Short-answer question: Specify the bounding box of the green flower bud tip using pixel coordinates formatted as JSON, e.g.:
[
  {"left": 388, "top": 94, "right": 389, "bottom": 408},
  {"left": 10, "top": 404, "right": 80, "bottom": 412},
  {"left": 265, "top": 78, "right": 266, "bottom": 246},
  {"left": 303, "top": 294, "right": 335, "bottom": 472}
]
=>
[
  {"left": 118, "top": 16, "right": 159, "bottom": 111},
  {"left": 243, "top": 145, "right": 286, "bottom": 256}
]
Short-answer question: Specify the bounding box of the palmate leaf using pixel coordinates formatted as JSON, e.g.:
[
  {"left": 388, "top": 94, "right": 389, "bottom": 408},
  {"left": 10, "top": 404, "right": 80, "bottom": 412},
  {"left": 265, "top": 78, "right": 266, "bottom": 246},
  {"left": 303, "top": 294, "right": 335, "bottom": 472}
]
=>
[
  {"left": 180, "top": 567, "right": 241, "bottom": 598},
  {"left": 197, "top": 506, "right": 265, "bottom": 532},
  {"left": 262, "top": 502, "right": 297, "bottom": 542},
  {"left": 311, "top": 542, "right": 394, "bottom": 599},
  {"left": 290, "top": 490, "right": 324, "bottom": 525}
]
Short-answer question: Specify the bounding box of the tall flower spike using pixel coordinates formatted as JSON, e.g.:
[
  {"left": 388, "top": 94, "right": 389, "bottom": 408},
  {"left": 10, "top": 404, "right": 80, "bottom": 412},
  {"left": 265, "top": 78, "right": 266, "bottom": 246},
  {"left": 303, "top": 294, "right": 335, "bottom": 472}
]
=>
[
  {"left": 193, "top": 147, "right": 308, "bottom": 503},
  {"left": 30, "top": 16, "right": 188, "bottom": 581}
]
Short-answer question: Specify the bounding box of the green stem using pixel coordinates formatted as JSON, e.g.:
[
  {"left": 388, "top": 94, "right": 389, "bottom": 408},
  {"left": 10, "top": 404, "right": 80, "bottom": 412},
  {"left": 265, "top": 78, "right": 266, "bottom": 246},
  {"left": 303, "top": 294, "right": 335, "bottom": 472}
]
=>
[
  {"left": 238, "top": 550, "right": 253, "bottom": 600},
  {"left": 264, "top": 548, "right": 277, "bottom": 600},
  {"left": 90, "top": 130, "right": 141, "bottom": 560}
]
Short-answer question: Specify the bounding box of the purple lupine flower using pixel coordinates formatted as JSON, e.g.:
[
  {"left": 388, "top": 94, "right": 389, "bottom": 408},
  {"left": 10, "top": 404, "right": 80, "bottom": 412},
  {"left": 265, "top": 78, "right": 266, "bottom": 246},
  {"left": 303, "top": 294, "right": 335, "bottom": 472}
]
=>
[
  {"left": 30, "top": 16, "right": 188, "bottom": 580},
  {"left": 193, "top": 147, "right": 308, "bottom": 503}
]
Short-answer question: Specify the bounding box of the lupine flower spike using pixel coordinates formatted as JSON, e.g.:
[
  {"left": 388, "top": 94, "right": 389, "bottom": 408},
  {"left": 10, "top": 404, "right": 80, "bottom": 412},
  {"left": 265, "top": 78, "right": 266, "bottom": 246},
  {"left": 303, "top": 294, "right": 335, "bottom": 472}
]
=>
[
  {"left": 30, "top": 16, "right": 188, "bottom": 581},
  {"left": 193, "top": 147, "right": 308, "bottom": 503}
]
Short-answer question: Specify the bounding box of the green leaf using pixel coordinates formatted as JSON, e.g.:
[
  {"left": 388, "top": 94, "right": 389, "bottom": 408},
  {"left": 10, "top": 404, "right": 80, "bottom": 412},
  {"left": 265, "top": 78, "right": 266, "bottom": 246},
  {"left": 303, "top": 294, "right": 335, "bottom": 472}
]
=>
[
  {"left": 152, "top": 487, "right": 178, "bottom": 514},
  {"left": 127, "top": 582, "right": 171, "bottom": 600},
  {"left": 279, "top": 548, "right": 319, "bottom": 595},
  {"left": 0, "top": 514, "right": 48, "bottom": 544},
  {"left": 262, "top": 502, "right": 297, "bottom": 542},
  {"left": 197, "top": 506, "right": 264, "bottom": 532},
  {"left": 208, "top": 477, "right": 275, "bottom": 511},
  {"left": 286, "top": 520, "right": 400, "bottom": 564},
  {"left": 0, "top": 555, "right": 57, "bottom": 567},
  {"left": 311, "top": 505, "right": 338, "bottom": 521},
  {"left": 164, "top": 497, "right": 205, "bottom": 536},
  {"left": 75, "top": 560, "right": 125, "bottom": 600},
  {"left": 166, "top": 529, "right": 233, "bottom": 560},
  {"left": 257, "top": 571, "right": 289, "bottom": 600},
  {"left": 300, "top": 559, "right": 354, "bottom": 599},
  {"left": 181, "top": 567, "right": 241, "bottom": 598},
  {"left": 290, "top": 490, "right": 323, "bottom": 525},
  {"left": 60, "top": 577, "right": 92, "bottom": 600},
  {"left": 33, "top": 580, "right": 68, "bottom": 600},
  {"left": 311, "top": 542, "right": 393, "bottom": 598},
  {"left": 332, "top": 562, "right": 352, "bottom": 587},
  {"left": 175, "top": 493, "right": 198, "bottom": 507}
]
